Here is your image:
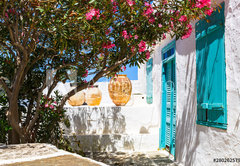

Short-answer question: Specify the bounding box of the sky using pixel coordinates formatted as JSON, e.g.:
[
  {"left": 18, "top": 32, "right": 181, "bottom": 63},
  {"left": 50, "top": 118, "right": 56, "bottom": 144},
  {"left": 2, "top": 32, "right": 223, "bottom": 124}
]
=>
[{"left": 90, "top": 64, "right": 138, "bottom": 82}]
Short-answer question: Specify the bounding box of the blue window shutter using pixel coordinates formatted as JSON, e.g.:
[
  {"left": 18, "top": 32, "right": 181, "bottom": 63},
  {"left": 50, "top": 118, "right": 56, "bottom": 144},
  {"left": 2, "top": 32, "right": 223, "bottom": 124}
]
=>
[
  {"left": 165, "top": 62, "right": 172, "bottom": 147},
  {"left": 196, "top": 2, "right": 227, "bottom": 129},
  {"left": 160, "top": 64, "right": 167, "bottom": 149},
  {"left": 146, "top": 58, "right": 153, "bottom": 104},
  {"left": 206, "top": 23, "right": 226, "bottom": 126},
  {"left": 170, "top": 60, "right": 176, "bottom": 155},
  {"left": 196, "top": 32, "right": 208, "bottom": 122}
]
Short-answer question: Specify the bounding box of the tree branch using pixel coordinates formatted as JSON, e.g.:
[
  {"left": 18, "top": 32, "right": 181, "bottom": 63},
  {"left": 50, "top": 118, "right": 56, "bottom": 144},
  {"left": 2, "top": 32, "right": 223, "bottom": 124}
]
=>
[
  {"left": 46, "top": 77, "right": 58, "bottom": 98},
  {"left": 24, "top": 97, "right": 34, "bottom": 128},
  {"left": 26, "top": 82, "right": 46, "bottom": 134},
  {"left": 0, "top": 78, "right": 11, "bottom": 97}
]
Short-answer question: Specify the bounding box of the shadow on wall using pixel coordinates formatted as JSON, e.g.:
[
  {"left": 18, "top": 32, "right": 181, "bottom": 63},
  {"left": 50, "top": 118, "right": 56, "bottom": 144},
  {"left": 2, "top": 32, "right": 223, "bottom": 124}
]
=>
[
  {"left": 62, "top": 107, "right": 133, "bottom": 152},
  {"left": 68, "top": 134, "right": 135, "bottom": 152},
  {"left": 175, "top": 35, "right": 199, "bottom": 164},
  {"left": 65, "top": 107, "right": 126, "bottom": 135},
  {"left": 175, "top": 1, "right": 229, "bottom": 164}
]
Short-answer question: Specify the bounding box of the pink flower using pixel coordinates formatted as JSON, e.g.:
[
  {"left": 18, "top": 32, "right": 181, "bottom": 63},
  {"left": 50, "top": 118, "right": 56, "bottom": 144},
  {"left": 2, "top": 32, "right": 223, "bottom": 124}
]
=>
[
  {"left": 5, "top": 12, "right": 8, "bottom": 18},
  {"left": 86, "top": 8, "right": 100, "bottom": 20},
  {"left": 53, "top": 101, "right": 57, "bottom": 104},
  {"left": 134, "top": 35, "right": 138, "bottom": 39},
  {"left": 103, "top": 41, "right": 115, "bottom": 49},
  {"left": 144, "top": 2, "right": 151, "bottom": 7},
  {"left": 143, "top": 7, "right": 154, "bottom": 17},
  {"left": 82, "top": 70, "right": 88, "bottom": 77},
  {"left": 158, "top": 24, "right": 162, "bottom": 28},
  {"left": 205, "top": 8, "right": 213, "bottom": 16},
  {"left": 181, "top": 24, "right": 192, "bottom": 39},
  {"left": 146, "top": 51, "right": 150, "bottom": 60},
  {"left": 179, "top": 15, "right": 187, "bottom": 22},
  {"left": 45, "top": 104, "right": 49, "bottom": 108},
  {"left": 149, "top": 17, "right": 155, "bottom": 24},
  {"left": 127, "top": 0, "right": 135, "bottom": 6},
  {"left": 83, "top": 80, "right": 87, "bottom": 83},
  {"left": 175, "top": 11, "right": 180, "bottom": 17},
  {"left": 162, "top": 33, "right": 166, "bottom": 40},
  {"left": 138, "top": 40, "right": 146, "bottom": 52},
  {"left": 112, "top": 6, "right": 118, "bottom": 13},
  {"left": 195, "top": 0, "right": 211, "bottom": 8},
  {"left": 121, "top": 66, "right": 127, "bottom": 71},
  {"left": 122, "top": 30, "right": 129, "bottom": 39},
  {"left": 170, "top": 21, "right": 174, "bottom": 29},
  {"left": 49, "top": 105, "right": 54, "bottom": 109}
]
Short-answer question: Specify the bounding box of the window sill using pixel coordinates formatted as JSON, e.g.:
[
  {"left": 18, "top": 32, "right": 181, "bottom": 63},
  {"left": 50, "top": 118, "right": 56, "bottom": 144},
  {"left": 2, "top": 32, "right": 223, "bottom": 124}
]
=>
[{"left": 196, "top": 121, "right": 227, "bottom": 130}]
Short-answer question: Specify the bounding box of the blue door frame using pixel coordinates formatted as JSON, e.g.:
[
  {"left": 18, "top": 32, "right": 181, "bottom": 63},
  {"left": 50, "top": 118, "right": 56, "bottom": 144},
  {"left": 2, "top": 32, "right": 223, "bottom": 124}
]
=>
[{"left": 160, "top": 41, "right": 176, "bottom": 157}]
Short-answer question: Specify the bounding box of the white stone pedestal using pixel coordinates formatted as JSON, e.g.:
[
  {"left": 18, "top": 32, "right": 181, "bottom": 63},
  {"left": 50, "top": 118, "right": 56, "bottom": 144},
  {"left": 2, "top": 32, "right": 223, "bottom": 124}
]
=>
[{"left": 63, "top": 105, "right": 160, "bottom": 152}]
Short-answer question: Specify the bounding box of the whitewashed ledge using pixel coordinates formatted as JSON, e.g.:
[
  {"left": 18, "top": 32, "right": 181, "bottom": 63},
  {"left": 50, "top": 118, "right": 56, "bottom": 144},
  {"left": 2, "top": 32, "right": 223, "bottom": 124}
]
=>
[{"left": 62, "top": 105, "right": 160, "bottom": 152}]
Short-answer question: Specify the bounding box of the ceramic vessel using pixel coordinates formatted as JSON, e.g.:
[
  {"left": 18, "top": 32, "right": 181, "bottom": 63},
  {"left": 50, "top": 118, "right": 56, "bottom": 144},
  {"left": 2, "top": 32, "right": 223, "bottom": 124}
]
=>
[
  {"left": 86, "top": 85, "right": 102, "bottom": 106},
  {"left": 108, "top": 74, "right": 132, "bottom": 106},
  {"left": 68, "top": 91, "right": 85, "bottom": 106}
]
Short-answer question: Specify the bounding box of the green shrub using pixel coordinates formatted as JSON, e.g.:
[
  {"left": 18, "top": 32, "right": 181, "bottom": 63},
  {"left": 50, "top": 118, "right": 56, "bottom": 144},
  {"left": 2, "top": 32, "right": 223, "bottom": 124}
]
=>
[{"left": 0, "top": 90, "right": 11, "bottom": 143}]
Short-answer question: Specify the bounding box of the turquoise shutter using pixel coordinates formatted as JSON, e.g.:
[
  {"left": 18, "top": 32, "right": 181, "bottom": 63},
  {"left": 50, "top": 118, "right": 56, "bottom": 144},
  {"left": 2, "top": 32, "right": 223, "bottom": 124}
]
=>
[
  {"left": 160, "top": 63, "right": 167, "bottom": 149},
  {"left": 196, "top": 29, "right": 208, "bottom": 122},
  {"left": 165, "top": 62, "right": 172, "bottom": 147},
  {"left": 146, "top": 58, "right": 153, "bottom": 104},
  {"left": 196, "top": 2, "right": 227, "bottom": 129},
  {"left": 170, "top": 60, "right": 176, "bottom": 155},
  {"left": 162, "top": 60, "right": 176, "bottom": 154},
  {"left": 206, "top": 21, "right": 226, "bottom": 126}
]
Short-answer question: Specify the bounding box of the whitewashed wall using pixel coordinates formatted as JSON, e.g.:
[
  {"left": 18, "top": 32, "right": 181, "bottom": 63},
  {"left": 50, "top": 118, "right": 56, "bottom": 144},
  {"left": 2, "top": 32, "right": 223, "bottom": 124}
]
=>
[{"left": 150, "top": 0, "right": 240, "bottom": 165}]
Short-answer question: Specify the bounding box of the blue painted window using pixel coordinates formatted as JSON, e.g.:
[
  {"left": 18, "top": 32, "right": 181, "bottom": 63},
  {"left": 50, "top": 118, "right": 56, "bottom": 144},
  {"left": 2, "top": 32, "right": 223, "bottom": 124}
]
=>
[
  {"left": 162, "top": 41, "right": 175, "bottom": 62},
  {"left": 196, "top": 2, "right": 227, "bottom": 130},
  {"left": 146, "top": 58, "right": 153, "bottom": 104}
]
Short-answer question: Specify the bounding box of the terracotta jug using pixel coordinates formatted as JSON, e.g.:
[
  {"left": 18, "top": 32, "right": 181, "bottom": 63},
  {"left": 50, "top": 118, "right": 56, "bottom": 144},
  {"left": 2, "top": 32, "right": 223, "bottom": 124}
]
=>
[
  {"left": 86, "top": 85, "right": 102, "bottom": 106},
  {"left": 68, "top": 91, "right": 85, "bottom": 106},
  {"left": 108, "top": 74, "right": 132, "bottom": 106}
]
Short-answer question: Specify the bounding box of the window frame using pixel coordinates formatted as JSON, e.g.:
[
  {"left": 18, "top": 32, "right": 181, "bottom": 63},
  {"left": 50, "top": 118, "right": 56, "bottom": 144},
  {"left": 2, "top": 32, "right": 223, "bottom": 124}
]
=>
[{"left": 195, "top": 2, "right": 227, "bottom": 130}]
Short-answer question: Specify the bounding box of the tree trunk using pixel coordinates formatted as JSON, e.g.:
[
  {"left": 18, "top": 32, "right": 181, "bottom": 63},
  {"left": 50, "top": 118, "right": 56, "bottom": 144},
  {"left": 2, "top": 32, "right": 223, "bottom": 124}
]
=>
[
  {"left": 8, "top": 128, "right": 20, "bottom": 144},
  {"left": 7, "top": 100, "right": 23, "bottom": 144}
]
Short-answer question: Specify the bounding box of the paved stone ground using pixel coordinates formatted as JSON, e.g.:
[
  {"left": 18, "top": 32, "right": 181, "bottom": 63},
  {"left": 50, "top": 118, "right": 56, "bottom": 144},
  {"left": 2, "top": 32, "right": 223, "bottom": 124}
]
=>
[
  {"left": 3, "top": 155, "right": 102, "bottom": 166},
  {"left": 0, "top": 144, "right": 177, "bottom": 166},
  {"left": 84, "top": 151, "right": 177, "bottom": 166},
  {"left": 0, "top": 144, "right": 106, "bottom": 166}
]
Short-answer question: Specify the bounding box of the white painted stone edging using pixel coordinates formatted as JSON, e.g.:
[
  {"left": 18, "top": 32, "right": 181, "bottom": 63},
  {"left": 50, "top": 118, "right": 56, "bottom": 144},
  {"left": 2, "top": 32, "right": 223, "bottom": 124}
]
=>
[{"left": 0, "top": 144, "right": 108, "bottom": 166}]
